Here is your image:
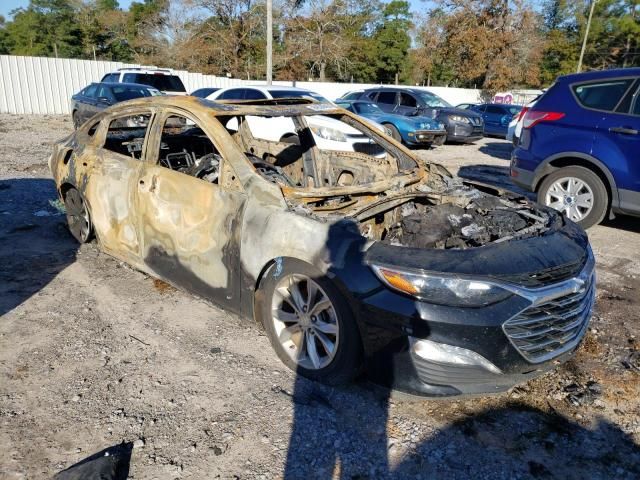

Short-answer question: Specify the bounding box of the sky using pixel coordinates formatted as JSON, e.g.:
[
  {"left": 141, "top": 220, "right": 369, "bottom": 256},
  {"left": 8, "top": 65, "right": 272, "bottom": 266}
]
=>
[
  {"left": 1, "top": 0, "right": 135, "bottom": 19},
  {"left": 0, "top": 0, "right": 430, "bottom": 21},
  {"left": 0, "top": 0, "right": 542, "bottom": 22}
]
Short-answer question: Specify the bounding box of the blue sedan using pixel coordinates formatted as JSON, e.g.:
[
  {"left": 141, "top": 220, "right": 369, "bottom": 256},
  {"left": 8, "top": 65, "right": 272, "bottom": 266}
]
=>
[
  {"left": 336, "top": 100, "right": 447, "bottom": 147},
  {"left": 467, "top": 103, "right": 522, "bottom": 138}
]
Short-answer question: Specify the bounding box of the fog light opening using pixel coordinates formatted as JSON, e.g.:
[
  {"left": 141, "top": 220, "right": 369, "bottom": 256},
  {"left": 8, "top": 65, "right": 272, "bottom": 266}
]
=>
[{"left": 411, "top": 338, "right": 502, "bottom": 375}]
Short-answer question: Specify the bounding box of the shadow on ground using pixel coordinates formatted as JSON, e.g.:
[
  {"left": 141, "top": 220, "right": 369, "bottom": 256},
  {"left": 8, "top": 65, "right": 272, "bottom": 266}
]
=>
[
  {"left": 479, "top": 141, "right": 513, "bottom": 160},
  {"left": 0, "top": 177, "right": 78, "bottom": 316},
  {"left": 54, "top": 442, "right": 133, "bottom": 480},
  {"left": 602, "top": 215, "right": 640, "bottom": 234},
  {"left": 282, "top": 377, "right": 640, "bottom": 479}
]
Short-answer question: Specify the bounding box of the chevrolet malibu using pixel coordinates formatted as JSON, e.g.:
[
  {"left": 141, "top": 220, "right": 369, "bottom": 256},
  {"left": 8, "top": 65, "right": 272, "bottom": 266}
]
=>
[{"left": 49, "top": 96, "right": 595, "bottom": 397}]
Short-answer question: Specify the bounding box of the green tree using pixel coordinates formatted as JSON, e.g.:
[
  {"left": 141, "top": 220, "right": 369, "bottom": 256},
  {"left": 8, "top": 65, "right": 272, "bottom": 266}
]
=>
[
  {"left": 0, "top": 15, "right": 10, "bottom": 54},
  {"left": 372, "top": 0, "right": 411, "bottom": 83},
  {"left": 4, "top": 0, "right": 82, "bottom": 57}
]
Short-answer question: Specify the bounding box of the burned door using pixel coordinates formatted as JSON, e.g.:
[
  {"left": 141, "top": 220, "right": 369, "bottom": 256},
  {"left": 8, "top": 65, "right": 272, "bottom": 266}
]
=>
[
  {"left": 137, "top": 110, "right": 246, "bottom": 311},
  {"left": 84, "top": 111, "right": 152, "bottom": 264}
]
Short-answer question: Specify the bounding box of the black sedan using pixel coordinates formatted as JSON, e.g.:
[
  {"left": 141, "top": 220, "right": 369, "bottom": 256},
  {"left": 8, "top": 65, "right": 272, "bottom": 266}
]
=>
[
  {"left": 70, "top": 82, "right": 162, "bottom": 128},
  {"left": 191, "top": 87, "right": 221, "bottom": 98},
  {"left": 50, "top": 97, "right": 594, "bottom": 398}
]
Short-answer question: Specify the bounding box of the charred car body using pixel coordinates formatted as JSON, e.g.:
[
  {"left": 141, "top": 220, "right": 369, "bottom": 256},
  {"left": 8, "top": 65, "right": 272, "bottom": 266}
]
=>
[{"left": 49, "top": 96, "right": 595, "bottom": 397}]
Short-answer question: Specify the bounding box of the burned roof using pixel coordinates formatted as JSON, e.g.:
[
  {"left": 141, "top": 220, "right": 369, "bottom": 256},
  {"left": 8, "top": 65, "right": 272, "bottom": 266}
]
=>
[{"left": 103, "top": 94, "right": 345, "bottom": 117}]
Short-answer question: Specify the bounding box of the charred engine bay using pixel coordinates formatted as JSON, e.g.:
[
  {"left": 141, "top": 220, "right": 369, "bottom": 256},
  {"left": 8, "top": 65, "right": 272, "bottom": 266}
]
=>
[
  {"left": 288, "top": 180, "right": 554, "bottom": 250},
  {"left": 376, "top": 194, "right": 553, "bottom": 249}
]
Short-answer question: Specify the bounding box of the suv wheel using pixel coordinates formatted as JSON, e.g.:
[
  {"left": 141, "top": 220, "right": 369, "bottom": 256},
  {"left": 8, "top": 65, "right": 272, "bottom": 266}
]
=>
[{"left": 537, "top": 166, "right": 608, "bottom": 229}]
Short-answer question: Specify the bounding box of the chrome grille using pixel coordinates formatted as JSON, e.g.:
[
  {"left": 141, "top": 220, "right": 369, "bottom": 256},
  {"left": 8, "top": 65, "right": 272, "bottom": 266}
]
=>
[{"left": 503, "top": 277, "right": 595, "bottom": 363}]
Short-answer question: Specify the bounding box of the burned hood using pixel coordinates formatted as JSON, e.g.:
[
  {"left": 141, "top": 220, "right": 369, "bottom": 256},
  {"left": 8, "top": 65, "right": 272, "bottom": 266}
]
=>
[{"left": 364, "top": 216, "right": 589, "bottom": 285}]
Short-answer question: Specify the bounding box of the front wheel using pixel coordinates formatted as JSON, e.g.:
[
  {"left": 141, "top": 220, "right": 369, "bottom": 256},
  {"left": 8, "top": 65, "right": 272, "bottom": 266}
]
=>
[
  {"left": 258, "top": 260, "right": 362, "bottom": 385},
  {"left": 537, "top": 166, "right": 608, "bottom": 229},
  {"left": 384, "top": 124, "right": 402, "bottom": 143}
]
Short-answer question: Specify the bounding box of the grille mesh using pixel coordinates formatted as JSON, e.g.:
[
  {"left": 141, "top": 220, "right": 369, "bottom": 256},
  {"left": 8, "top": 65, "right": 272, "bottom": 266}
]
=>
[{"left": 503, "top": 279, "right": 594, "bottom": 363}]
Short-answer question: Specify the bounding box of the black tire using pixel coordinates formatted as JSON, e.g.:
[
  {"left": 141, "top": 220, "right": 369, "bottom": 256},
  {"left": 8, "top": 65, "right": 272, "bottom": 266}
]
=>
[
  {"left": 384, "top": 123, "right": 402, "bottom": 143},
  {"left": 64, "top": 187, "right": 93, "bottom": 243},
  {"left": 72, "top": 111, "right": 80, "bottom": 130},
  {"left": 537, "top": 166, "right": 608, "bottom": 229},
  {"left": 280, "top": 133, "right": 300, "bottom": 145},
  {"left": 258, "top": 259, "right": 362, "bottom": 385}
]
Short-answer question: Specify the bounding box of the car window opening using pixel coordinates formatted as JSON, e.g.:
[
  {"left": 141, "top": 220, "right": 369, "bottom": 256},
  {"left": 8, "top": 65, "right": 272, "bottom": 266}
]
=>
[
  {"left": 103, "top": 113, "right": 152, "bottom": 160},
  {"left": 157, "top": 115, "right": 221, "bottom": 184},
  {"left": 223, "top": 112, "right": 414, "bottom": 191}
]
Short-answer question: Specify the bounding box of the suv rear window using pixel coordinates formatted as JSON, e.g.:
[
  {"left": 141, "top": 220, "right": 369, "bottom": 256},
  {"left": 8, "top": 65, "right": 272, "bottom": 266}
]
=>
[
  {"left": 122, "top": 73, "right": 186, "bottom": 92},
  {"left": 572, "top": 79, "right": 635, "bottom": 111}
]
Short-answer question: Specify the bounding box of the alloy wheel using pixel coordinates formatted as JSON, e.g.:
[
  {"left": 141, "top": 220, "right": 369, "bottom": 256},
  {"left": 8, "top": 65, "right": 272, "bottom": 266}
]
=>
[
  {"left": 545, "top": 176, "right": 594, "bottom": 223},
  {"left": 65, "top": 189, "right": 91, "bottom": 242},
  {"left": 271, "top": 274, "right": 339, "bottom": 370}
]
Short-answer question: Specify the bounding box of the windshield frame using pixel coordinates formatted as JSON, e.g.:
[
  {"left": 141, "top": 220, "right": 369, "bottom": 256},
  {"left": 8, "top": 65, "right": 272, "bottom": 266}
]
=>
[
  {"left": 415, "top": 91, "right": 452, "bottom": 109},
  {"left": 269, "top": 90, "right": 330, "bottom": 103}
]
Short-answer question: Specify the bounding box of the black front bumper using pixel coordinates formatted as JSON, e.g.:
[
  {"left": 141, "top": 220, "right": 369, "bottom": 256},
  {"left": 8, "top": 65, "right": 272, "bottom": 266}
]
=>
[
  {"left": 335, "top": 219, "right": 594, "bottom": 397},
  {"left": 444, "top": 120, "right": 484, "bottom": 143}
]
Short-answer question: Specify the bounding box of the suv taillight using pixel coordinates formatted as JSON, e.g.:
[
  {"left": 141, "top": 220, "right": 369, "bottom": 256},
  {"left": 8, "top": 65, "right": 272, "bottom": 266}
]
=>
[
  {"left": 515, "top": 106, "right": 529, "bottom": 121},
  {"left": 522, "top": 110, "right": 565, "bottom": 129}
]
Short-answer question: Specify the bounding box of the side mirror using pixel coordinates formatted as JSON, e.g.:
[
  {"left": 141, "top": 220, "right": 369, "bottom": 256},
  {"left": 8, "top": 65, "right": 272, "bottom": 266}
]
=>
[{"left": 98, "top": 97, "right": 110, "bottom": 104}]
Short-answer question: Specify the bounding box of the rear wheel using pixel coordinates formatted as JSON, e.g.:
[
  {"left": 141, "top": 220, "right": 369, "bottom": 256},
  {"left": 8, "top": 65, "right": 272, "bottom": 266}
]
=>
[
  {"left": 72, "top": 111, "right": 80, "bottom": 129},
  {"left": 258, "top": 259, "right": 362, "bottom": 385},
  {"left": 537, "top": 166, "right": 608, "bottom": 229},
  {"left": 64, "top": 188, "right": 93, "bottom": 243}
]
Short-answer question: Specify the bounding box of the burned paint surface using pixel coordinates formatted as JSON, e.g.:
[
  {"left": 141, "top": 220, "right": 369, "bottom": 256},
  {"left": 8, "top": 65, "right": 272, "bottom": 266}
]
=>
[{"left": 49, "top": 95, "right": 577, "bottom": 322}]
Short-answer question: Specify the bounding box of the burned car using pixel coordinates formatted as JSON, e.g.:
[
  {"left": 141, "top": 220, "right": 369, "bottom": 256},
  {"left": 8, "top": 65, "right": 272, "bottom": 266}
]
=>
[{"left": 49, "top": 96, "right": 595, "bottom": 397}]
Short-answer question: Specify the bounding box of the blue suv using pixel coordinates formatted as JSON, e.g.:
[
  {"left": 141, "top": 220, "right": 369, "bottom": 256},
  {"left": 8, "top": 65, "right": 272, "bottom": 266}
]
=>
[{"left": 511, "top": 68, "right": 640, "bottom": 228}]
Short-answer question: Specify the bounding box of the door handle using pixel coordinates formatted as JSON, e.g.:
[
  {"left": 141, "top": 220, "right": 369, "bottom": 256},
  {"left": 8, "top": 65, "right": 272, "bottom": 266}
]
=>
[{"left": 609, "top": 126, "right": 639, "bottom": 135}]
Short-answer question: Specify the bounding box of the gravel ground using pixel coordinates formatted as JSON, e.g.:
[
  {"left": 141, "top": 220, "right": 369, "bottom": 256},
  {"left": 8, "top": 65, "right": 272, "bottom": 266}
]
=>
[{"left": 0, "top": 114, "right": 639, "bottom": 479}]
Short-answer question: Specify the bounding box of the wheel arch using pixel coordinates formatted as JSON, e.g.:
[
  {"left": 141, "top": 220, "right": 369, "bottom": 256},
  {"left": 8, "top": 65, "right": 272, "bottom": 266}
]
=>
[
  {"left": 534, "top": 153, "right": 619, "bottom": 209},
  {"left": 59, "top": 182, "right": 76, "bottom": 200}
]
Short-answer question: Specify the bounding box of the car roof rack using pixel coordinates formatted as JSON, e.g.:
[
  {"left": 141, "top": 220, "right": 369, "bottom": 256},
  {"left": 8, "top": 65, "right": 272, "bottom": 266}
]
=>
[{"left": 117, "top": 66, "right": 172, "bottom": 72}]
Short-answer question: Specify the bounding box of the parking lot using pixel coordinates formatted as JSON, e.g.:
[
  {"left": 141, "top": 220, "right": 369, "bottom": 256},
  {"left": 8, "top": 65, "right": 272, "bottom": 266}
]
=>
[{"left": 1, "top": 114, "right": 639, "bottom": 479}]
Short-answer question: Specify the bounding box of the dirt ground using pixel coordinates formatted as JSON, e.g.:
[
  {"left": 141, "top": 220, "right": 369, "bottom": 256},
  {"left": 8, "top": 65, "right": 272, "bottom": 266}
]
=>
[{"left": 0, "top": 114, "right": 638, "bottom": 479}]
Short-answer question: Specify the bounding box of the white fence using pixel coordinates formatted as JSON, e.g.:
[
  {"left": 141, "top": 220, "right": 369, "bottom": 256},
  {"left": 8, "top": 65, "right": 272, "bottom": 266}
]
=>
[{"left": 1, "top": 55, "right": 538, "bottom": 115}]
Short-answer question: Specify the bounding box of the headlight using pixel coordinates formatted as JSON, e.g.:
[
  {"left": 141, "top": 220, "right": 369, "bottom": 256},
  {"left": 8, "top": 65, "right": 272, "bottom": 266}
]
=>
[
  {"left": 371, "top": 265, "right": 512, "bottom": 307},
  {"left": 449, "top": 115, "right": 470, "bottom": 124},
  {"left": 310, "top": 125, "right": 347, "bottom": 142}
]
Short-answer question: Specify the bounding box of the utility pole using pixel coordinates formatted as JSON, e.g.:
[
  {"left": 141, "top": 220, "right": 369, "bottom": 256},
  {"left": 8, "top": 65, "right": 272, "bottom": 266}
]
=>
[
  {"left": 266, "top": 0, "right": 273, "bottom": 85},
  {"left": 577, "top": 0, "right": 597, "bottom": 73}
]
